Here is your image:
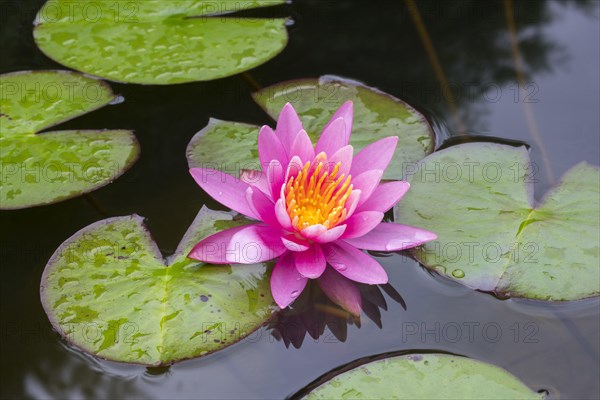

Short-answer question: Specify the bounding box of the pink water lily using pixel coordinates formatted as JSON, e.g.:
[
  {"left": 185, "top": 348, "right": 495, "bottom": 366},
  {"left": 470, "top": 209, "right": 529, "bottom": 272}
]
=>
[{"left": 189, "top": 101, "right": 437, "bottom": 311}]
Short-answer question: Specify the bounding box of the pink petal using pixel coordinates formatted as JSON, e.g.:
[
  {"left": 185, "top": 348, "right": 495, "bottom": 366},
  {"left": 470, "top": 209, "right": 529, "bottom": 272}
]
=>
[
  {"left": 240, "top": 169, "right": 271, "bottom": 198},
  {"left": 341, "top": 211, "right": 384, "bottom": 239},
  {"left": 343, "top": 189, "right": 362, "bottom": 220},
  {"left": 189, "top": 225, "right": 249, "bottom": 264},
  {"left": 324, "top": 241, "right": 388, "bottom": 284},
  {"left": 271, "top": 252, "right": 308, "bottom": 308},
  {"left": 323, "top": 101, "right": 353, "bottom": 144},
  {"left": 275, "top": 198, "right": 293, "bottom": 230},
  {"left": 190, "top": 168, "right": 258, "bottom": 219},
  {"left": 188, "top": 224, "right": 285, "bottom": 264},
  {"left": 315, "top": 117, "right": 348, "bottom": 156},
  {"left": 285, "top": 155, "right": 305, "bottom": 181},
  {"left": 266, "top": 160, "right": 284, "bottom": 199},
  {"left": 313, "top": 224, "right": 347, "bottom": 243},
  {"left": 246, "top": 187, "right": 278, "bottom": 227},
  {"left": 350, "top": 136, "right": 398, "bottom": 177},
  {"left": 357, "top": 181, "right": 410, "bottom": 213},
  {"left": 310, "top": 152, "right": 330, "bottom": 174},
  {"left": 227, "top": 224, "right": 286, "bottom": 263},
  {"left": 258, "top": 125, "right": 288, "bottom": 169},
  {"left": 294, "top": 245, "right": 326, "bottom": 279},
  {"left": 281, "top": 234, "right": 310, "bottom": 252},
  {"left": 276, "top": 103, "right": 303, "bottom": 153},
  {"left": 328, "top": 145, "right": 353, "bottom": 177},
  {"left": 343, "top": 223, "right": 438, "bottom": 251},
  {"left": 317, "top": 267, "right": 362, "bottom": 316},
  {"left": 290, "top": 129, "right": 315, "bottom": 164},
  {"left": 352, "top": 170, "right": 384, "bottom": 206},
  {"left": 300, "top": 224, "right": 327, "bottom": 239}
]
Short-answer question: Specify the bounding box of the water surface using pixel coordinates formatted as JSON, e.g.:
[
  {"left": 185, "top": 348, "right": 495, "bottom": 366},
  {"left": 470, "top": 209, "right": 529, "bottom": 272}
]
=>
[{"left": 1, "top": 0, "right": 598, "bottom": 398}]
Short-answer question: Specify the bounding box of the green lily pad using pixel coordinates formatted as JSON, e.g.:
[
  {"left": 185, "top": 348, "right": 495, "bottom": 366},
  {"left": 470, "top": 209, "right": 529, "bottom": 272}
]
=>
[
  {"left": 187, "top": 78, "right": 434, "bottom": 179},
  {"left": 41, "top": 206, "right": 275, "bottom": 366},
  {"left": 253, "top": 76, "right": 434, "bottom": 179},
  {"left": 303, "top": 354, "right": 543, "bottom": 399},
  {"left": 394, "top": 143, "right": 600, "bottom": 301},
  {"left": 187, "top": 119, "right": 261, "bottom": 177},
  {"left": 0, "top": 70, "right": 139, "bottom": 209},
  {"left": 33, "top": 0, "right": 288, "bottom": 84}
]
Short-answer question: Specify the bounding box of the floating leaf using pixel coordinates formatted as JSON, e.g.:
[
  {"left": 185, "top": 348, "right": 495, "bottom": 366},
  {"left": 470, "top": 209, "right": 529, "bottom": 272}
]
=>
[
  {"left": 33, "top": 0, "right": 288, "bottom": 84},
  {"left": 187, "top": 119, "right": 261, "bottom": 177},
  {"left": 0, "top": 70, "right": 138, "bottom": 209},
  {"left": 303, "top": 354, "right": 543, "bottom": 399},
  {"left": 41, "top": 206, "right": 275, "bottom": 366},
  {"left": 253, "top": 76, "right": 434, "bottom": 179},
  {"left": 394, "top": 143, "right": 600, "bottom": 301}
]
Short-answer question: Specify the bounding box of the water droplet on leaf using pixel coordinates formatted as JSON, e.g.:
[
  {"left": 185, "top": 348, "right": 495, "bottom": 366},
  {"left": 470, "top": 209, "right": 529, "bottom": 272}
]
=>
[{"left": 452, "top": 269, "right": 465, "bottom": 278}]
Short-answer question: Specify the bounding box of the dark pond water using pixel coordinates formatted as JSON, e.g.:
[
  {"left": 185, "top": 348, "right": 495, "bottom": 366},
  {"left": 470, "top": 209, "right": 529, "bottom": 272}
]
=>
[{"left": 1, "top": 0, "right": 599, "bottom": 398}]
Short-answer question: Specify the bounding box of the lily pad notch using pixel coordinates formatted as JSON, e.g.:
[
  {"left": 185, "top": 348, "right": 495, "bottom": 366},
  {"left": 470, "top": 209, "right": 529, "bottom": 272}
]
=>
[
  {"left": 0, "top": 70, "right": 139, "bottom": 209},
  {"left": 40, "top": 206, "right": 276, "bottom": 366}
]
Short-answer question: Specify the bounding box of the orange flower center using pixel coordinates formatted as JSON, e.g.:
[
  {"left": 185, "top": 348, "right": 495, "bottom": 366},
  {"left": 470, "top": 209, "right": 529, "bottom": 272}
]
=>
[{"left": 284, "top": 160, "right": 353, "bottom": 230}]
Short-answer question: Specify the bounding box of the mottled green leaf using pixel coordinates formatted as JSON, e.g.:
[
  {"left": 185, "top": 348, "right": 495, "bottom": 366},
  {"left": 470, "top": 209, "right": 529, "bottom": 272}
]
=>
[
  {"left": 41, "top": 206, "right": 275, "bottom": 366},
  {"left": 394, "top": 143, "right": 600, "bottom": 301},
  {"left": 33, "top": 0, "right": 288, "bottom": 84},
  {"left": 0, "top": 70, "right": 138, "bottom": 209},
  {"left": 187, "top": 78, "right": 434, "bottom": 179},
  {"left": 186, "top": 119, "right": 261, "bottom": 177},
  {"left": 304, "top": 354, "right": 543, "bottom": 400},
  {"left": 253, "top": 76, "right": 434, "bottom": 179}
]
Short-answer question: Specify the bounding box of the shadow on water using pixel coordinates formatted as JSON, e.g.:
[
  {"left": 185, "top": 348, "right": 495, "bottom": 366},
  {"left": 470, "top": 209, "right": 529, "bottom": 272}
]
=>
[{"left": 269, "top": 281, "right": 406, "bottom": 348}]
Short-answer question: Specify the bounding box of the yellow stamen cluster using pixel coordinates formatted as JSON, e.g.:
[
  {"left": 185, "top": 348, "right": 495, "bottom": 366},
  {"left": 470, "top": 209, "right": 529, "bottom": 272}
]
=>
[{"left": 285, "top": 160, "right": 353, "bottom": 230}]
